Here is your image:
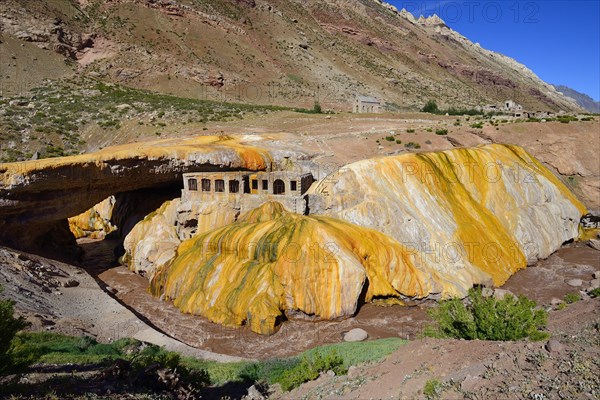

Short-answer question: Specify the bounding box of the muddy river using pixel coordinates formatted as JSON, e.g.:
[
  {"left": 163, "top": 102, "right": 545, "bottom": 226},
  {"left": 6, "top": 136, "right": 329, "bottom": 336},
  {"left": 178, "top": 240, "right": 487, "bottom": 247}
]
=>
[{"left": 78, "top": 238, "right": 599, "bottom": 360}]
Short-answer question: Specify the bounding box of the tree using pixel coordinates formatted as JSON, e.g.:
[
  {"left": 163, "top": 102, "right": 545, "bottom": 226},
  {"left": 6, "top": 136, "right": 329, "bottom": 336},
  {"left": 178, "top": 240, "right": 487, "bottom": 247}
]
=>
[
  {"left": 422, "top": 100, "right": 439, "bottom": 114},
  {"left": 312, "top": 101, "right": 322, "bottom": 114},
  {"left": 0, "top": 285, "right": 28, "bottom": 374}
]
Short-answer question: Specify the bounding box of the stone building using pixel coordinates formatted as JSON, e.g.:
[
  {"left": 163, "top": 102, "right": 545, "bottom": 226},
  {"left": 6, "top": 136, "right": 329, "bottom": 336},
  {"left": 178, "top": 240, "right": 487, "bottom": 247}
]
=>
[
  {"left": 354, "top": 95, "right": 381, "bottom": 113},
  {"left": 182, "top": 171, "right": 314, "bottom": 215}
]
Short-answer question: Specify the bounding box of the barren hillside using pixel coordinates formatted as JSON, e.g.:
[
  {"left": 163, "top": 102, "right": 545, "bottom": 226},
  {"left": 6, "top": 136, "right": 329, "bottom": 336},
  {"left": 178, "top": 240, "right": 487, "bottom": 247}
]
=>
[{"left": 1, "top": 0, "right": 581, "bottom": 111}]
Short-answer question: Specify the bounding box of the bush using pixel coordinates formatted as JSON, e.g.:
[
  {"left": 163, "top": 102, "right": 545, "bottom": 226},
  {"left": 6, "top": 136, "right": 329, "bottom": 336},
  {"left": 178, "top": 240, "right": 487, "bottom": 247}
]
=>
[
  {"left": 405, "top": 142, "right": 421, "bottom": 149},
  {"left": 423, "top": 378, "right": 443, "bottom": 399},
  {"left": 422, "top": 100, "right": 439, "bottom": 114},
  {"left": 470, "top": 122, "right": 483, "bottom": 129},
  {"left": 425, "top": 288, "right": 548, "bottom": 341},
  {"left": 395, "top": 139, "right": 402, "bottom": 144},
  {"left": 435, "top": 129, "right": 448, "bottom": 135},
  {"left": 385, "top": 135, "right": 395, "bottom": 141},
  {"left": 406, "top": 129, "right": 415, "bottom": 133},
  {"left": 588, "top": 288, "right": 600, "bottom": 298},
  {"left": 0, "top": 286, "right": 29, "bottom": 375},
  {"left": 564, "top": 292, "right": 581, "bottom": 304}
]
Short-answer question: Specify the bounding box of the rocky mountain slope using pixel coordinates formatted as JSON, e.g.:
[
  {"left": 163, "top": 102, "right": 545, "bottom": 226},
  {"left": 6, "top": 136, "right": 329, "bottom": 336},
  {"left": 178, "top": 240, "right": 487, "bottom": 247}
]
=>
[
  {"left": 553, "top": 84, "right": 600, "bottom": 113},
  {"left": 1, "top": 0, "right": 581, "bottom": 112}
]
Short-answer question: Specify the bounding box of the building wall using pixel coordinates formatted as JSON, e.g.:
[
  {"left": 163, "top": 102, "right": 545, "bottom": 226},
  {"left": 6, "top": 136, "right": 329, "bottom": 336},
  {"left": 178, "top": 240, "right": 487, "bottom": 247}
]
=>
[
  {"left": 181, "top": 192, "right": 307, "bottom": 215},
  {"left": 354, "top": 100, "right": 381, "bottom": 113},
  {"left": 182, "top": 171, "right": 314, "bottom": 215}
]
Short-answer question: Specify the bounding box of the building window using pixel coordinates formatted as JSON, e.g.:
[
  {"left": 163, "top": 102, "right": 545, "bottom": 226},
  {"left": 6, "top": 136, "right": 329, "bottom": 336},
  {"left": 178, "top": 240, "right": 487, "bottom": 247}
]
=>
[
  {"left": 273, "top": 179, "right": 285, "bottom": 195},
  {"left": 252, "top": 180, "right": 258, "bottom": 190},
  {"left": 229, "top": 179, "right": 240, "bottom": 193},
  {"left": 290, "top": 180, "right": 297, "bottom": 191},
  {"left": 262, "top": 180, "right": 268, "bottom": 190},
  {"left": 188, "top": 178, "right": 198, "bottom": 191},
  {"left": 215, "top": 179, "right": 225, "bottom": 193},
  {"left": 201, "top": 179, "right": 211, "bottom": 192}
]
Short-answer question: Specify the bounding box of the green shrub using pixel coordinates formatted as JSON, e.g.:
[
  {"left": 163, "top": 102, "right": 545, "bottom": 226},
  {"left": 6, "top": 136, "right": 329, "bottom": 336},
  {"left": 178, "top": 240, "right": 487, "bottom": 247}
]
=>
[
  {"left": 406, "top": 129, "right": 415, "bottom": 133},
  {"left": 425, "top": 288, "right": 548, "bottom": 341},
  {"left": 588, "top": 287, "right": 600, "bottom": 298},
  {"left": 421, "top": 100, "right": 439, "bottom": 114},
  {"left": 470, "top": 122, "right": 483, "bottom": 129},
  {"left": 405, "top": 142, "right": 421, "bottom": 149},
  {"left": 396, "top": 139, "right": 402, "bottom": 144},
  {"left": 435, "top": 129, "right": 448, "bottom": 135},
  {"left": 564, "top": 292, "right": 581, "bottom": 304},
  {"left": 0, "top": 287, "right": 29, "bottom": 375},
  {"left": 385, "top": 136, "right": 395, "bottom": 141},
  {"left": 423, "top": 378, "right": 443, "bottom": 399}
]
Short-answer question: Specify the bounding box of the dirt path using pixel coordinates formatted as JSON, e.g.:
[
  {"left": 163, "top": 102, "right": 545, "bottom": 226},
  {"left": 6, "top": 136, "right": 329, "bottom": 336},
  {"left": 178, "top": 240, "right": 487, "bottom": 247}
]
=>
[{"left": 0, "top": 246, "right": 246, "bottom": 362}]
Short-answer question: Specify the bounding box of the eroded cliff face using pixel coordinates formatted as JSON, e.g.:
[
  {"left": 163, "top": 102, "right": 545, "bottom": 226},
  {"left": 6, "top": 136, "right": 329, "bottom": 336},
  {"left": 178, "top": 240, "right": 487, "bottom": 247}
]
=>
[{"left": 123, "top": 144, "right": 587, "bottom": 335}]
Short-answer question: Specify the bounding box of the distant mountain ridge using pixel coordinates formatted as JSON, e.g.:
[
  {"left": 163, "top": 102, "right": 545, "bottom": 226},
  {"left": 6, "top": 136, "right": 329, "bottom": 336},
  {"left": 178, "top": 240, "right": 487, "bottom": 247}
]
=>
[{"left": 552, "top": 85, "right": 600, "bottom": 113}]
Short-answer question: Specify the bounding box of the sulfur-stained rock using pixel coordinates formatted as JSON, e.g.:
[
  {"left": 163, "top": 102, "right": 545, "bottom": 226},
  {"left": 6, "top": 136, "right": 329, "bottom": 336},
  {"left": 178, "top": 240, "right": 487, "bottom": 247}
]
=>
[
  {"left": 122, "top": 200, "right": 181, "bottom": 281},
  {"left": 68, "top": 196, "right": 116, "bottom": 239},
  {"left": 0, "top": 135, "right": 278, "bottom": 255},
  {"left": 126, "top": 144, "right": 587, "bottom": 335},
  {"left": 148, "top": 202, "right": 444, "bottom": 335},
  {"left": 309, "top": 144, "right": 586, "bottom": 287}
]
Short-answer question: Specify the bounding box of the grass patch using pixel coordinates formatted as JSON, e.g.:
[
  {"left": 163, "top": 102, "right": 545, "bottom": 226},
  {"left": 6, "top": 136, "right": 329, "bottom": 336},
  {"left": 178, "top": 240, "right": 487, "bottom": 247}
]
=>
[
  {"left": 0, "top": 77, "right": 311, "bottom": 162},
  {"left": 182, "top": 338, "right": 405, "bottom": 389},
  {"left": 6, "top": 330, "right": 403, "bottom": 393},
  {"left": 564, "top": 292, "right": 582, "bottom": 304}
]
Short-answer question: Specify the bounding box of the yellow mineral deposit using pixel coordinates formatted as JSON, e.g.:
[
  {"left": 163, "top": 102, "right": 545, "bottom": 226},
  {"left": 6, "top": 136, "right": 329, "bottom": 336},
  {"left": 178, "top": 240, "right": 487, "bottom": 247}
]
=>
[
  {"left": 125, "top": 144, "right": 587, "bottom": 335},
  {"left": 150, "top": 202, "right": 443, "bottom": 335},
  {"left": 68, "top": 196, "right": 116, "bottom": 239},
  {"left": 0, "top": 135, "right": 271, "bottom": 186}
]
